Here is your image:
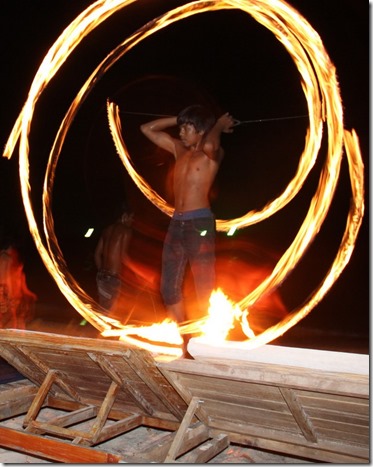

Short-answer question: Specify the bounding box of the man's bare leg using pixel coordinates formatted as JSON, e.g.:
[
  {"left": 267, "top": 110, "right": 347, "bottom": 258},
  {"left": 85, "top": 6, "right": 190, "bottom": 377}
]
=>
[
  {"left": 166, "top": 302, "right": 184, "bottom": 323},
  {"left": 166, "top": 302, "right": 193, "bottom": 359}
]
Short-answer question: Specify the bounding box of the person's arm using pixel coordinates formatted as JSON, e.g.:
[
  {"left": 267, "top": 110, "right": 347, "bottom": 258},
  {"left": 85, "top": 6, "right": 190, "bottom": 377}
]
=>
[
  {"left": 203, "top": 112, "right": 235, "bottom": 160},
  {"left": 140, "top": 116, "right": 178, "bottom": 154}
]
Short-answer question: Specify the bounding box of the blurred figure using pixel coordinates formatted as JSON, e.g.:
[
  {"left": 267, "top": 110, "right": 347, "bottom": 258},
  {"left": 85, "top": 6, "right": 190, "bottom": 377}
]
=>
[
  {"left": 94, "top": 205, "right": 157, "bottom": 320},
  {"left": 0, "top": 235, "right": 37, "bottom": 328},
  {"left": 94, "top": 206, "right": 134, "bottom": 313}
]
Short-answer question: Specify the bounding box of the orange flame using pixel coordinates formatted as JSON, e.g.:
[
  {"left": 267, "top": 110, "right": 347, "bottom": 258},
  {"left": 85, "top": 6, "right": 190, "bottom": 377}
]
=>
[
  {"left": 2, "top": 0, "right": 365, "bottom": 357},
  {"left": 198, "top": 288, "right": 255, "bottom": 344}
]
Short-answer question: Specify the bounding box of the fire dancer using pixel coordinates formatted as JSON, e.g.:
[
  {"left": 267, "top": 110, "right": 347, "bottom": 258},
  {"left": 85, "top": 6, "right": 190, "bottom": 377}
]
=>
[{"left": 140, "top": 105, "right": 234, "bottom": 326}]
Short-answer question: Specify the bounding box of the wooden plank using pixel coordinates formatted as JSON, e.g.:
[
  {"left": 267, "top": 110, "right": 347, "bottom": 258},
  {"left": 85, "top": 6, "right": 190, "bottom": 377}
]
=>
[
  {"left": 125, "top": 349, "right": 186, "bottom": 420},
  {"left": 178, "top": 433, "right": 229, "bottom": 463},
  {"left": 165, "top": 397, "right": 202, "bottom": 462},
  {"left": 87, "top": 380, "right": 121, "bottom": 444},
  {"left": 199, "top": 399, "right": 300, "bottom": 432},
  {"left": 0, "top": 344, "right": 45, "bottom": 387},
  {"left": 306, "top": 407, "right": 368, "bottom": 426},
  {"left": 0, "top": 379, "right": 37, "bottom": 403},
  {"left": 95, "top": 414, "right": 143, "bottom": 444},
  {"left": 27, "top": 406, "right": 97, "bottom": 435},
  {"left": 23, "top": 370, "right": 58, "bottom": 428},
  {"left": 161, "top": 371, "right": 296, "bottom": 422},
  {"left": 167, "top": 372, "right": 288, "bottom": 407},
  {"left": 134, "top": 422, "right": 210, "bottom": 462},
  {"left": 311, "top": 421, "right": 369, "bottom": 444},
  {"left": 28, "top": 419, "right": 94, "bottom": 442},
  {"left": 297, "top": 392, "right": 369, "bottom": 416},
  {"left": 0, "top": 425, "right": 123, "bottom": 463},
  {"left": 88, "top": 353, "right": 123, "bottom": 386},
  {"left": 0, "top": 395, "right": 37, "bottom": 420},
  {"left": 212, "top": 428, "right": 369, "bottom": 463},
  {"left": 159, "top": 358, "right": 368, "bottom": 397},
  {"left": 279, "top": 387, "right": 318, "bottom": 442}
]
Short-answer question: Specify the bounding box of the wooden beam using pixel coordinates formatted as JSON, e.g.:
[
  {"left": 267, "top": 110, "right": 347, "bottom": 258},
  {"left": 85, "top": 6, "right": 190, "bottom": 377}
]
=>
[
  {"left": 164, "top": 397, "right": 202, "bottom": 462},
  {"left": 178, "top": 433, "right": 229, "bottom": 463},
  {"left": 279, "top": 387, "right": 318, "bottom": 442},
  {"left": 136, "top": 422, "right": 210, "bottom": 462},
  {"left": 0, "top": 426, "right": 123, "bottom": 463}
]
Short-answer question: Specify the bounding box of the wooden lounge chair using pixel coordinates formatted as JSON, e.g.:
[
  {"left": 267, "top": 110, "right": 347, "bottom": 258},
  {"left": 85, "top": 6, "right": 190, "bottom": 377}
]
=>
[
  {"left": 0, "top": 329, "right": 228, "bottom": 463},
  {"left": 158, "top": 342, "right": 369, "bottom": 463}
]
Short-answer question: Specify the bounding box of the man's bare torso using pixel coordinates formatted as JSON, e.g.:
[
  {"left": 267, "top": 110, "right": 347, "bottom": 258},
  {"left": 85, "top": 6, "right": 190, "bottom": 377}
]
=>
[
  {"left": 173, "top": 143, "right": 223, "bottom": 212},
  {"left": 98, "top": 224, "right": 131, "bottom": 275}
]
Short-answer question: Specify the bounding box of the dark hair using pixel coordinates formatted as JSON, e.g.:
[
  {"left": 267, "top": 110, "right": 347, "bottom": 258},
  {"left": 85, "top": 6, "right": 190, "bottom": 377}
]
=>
[{"left": 177, "top": 105, "right": 216, "bottom": 135}]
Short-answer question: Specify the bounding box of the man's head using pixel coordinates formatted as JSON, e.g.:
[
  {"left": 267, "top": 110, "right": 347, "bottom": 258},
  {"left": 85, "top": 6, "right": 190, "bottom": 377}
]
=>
[
  {"left": 112, "top": 201, "right": 133, "bottom": 226},
  {"left": 177, "top": 105, "right": 216, "bottom": 148},
  {"left": 120, "top": 203, "right": 134, "bottom": 226},
  {"left": 177, "top": 105, "right": 216, "bottom": 135}
]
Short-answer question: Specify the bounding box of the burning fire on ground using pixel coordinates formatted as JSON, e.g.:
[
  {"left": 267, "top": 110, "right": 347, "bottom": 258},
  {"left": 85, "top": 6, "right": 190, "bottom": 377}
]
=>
[{"left": 3, "top": 0, "right": 364, "bottom": 358}]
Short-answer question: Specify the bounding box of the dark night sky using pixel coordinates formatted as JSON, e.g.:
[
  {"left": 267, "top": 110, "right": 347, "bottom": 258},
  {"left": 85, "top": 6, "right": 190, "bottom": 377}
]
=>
[{"left": 0, "top": 1, "right": 369, "bottom": 339}]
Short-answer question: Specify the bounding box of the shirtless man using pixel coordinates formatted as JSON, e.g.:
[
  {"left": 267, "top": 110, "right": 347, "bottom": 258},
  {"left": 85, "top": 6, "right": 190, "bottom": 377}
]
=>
[
  {"left": 141, "top": 104, "right": 234, "bottom": 324},
  {"left": 94, "top": 209, "right": 134, "bottom": 312}
]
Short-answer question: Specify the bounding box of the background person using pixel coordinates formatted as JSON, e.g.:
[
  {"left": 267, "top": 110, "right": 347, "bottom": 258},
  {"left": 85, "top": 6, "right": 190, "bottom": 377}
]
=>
[
  {"left": 0, "top": 233, "right": 37, "bottom": 328},
  {"left": 94, "top": 206, "right": 134, "bottom": 313}
]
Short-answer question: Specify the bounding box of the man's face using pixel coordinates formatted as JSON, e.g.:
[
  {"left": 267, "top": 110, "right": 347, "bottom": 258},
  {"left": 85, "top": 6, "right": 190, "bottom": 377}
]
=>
[{"left": 179, "top": 123, "right": 203, "bottom": 148}]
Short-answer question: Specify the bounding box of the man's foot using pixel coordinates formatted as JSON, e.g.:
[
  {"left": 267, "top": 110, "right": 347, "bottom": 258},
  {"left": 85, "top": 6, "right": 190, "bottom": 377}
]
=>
[{"left": 182, "top": 334, "right": 194, "bottom": 359}]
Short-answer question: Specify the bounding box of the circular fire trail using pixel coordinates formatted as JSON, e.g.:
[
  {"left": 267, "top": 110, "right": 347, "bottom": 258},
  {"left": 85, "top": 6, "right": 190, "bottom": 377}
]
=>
[{"left": 3, "top": 0, "right": 364, "bottom": 357}]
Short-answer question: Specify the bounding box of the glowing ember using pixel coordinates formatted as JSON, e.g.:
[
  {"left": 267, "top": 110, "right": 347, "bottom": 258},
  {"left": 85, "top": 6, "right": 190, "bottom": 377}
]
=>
[{"left": 2, "top": 0, "right": 365, "bottom": 357}]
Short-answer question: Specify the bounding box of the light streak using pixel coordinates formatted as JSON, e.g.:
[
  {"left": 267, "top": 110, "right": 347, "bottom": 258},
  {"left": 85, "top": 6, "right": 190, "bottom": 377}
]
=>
[{"left": 3, "top": 0, "right": 364, "bottom": 356}]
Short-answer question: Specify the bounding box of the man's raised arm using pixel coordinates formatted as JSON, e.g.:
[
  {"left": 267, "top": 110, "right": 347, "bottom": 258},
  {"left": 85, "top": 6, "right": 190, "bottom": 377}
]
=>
[
  {"left": 203, "top": 112, "right": 234, "bottom": 160},
  {"left": 140, "top": 116, "right": 177, "bottom": 154}
]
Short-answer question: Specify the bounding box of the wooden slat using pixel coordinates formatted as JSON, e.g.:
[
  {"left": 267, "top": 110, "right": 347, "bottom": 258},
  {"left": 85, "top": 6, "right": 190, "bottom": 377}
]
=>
[
  {"left": 200, "top": 399, "right": 300, "bottom": 432},
  {"left": 0, "top": 395, "right": 37, "bottom": 420},
  {"left": 178, "top": 433, "right": 229, "bottom": 463},
  {"left": 160, "top": 358, "right": 368, "bottom": 397},
  {"left": 95, "top": 413, "right": 143, "bottom": 444},
  {"left": 211, "top": 427, "right": 369, "bottom": 463},
  {"left": 0, "top": 379, "right": 37, "bottom": 403},
  {"left": 306, "top": 406, "right": 368, "bottom": 426},
  {"left": 165, "top": 397, "right": 202, "bottom": 462},
  {"left": 87, "top": 381, "right": 121, "bottom": 444},
  {"left": 125, "top": 349, "right": 186, "bottom": 420},
  {"left": 136, "top": 421, "right": 210, "bottom": 462},
  {"left": 0, "top": 425, "right": 123, "bottom": 463},
  {"left": 279, "top": 387, "right": 318, "bottom": 442},
  {"left": 297, "top": 391, "right": 369, "bottom": 415}
]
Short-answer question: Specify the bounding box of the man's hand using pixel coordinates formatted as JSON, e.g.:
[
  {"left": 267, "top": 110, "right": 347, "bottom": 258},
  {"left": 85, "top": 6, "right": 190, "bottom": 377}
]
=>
[{"left": 218, "top": 112, "right": 235, "bottom": 133}]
